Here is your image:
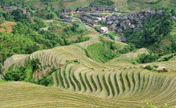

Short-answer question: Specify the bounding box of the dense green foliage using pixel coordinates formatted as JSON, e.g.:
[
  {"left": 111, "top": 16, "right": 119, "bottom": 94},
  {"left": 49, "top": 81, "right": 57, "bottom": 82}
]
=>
[
  {"left": 0, "top": 32, "right": 38, "bottom": 63},
  {"left": 0, "top": 9, "right": 87, "bottom": 64},
  {"left": 4, "top": 58, "right": 54, "bottom": 86},
  {"left": 74, "top": 36, "right": 90, "bottom": 43},
  {"left": 124, "top": 9, "right": 176, "bottom": 54},
  {"left": 135, "top": 53, "right": 159, "bottom": 64},
  {"left": 37, "top": 75, "right": 54, "bottom": 86},
  {"left": 87, "top": 37, "right": 136, "bottom": 63},
  {"left": 158, "top": 53, "right": 176, "bottom": 62},
  {"left": 0, "top": 64, "right": 2, "bottom": 74},
  {"left": 87, "top": 37, "right": 117, "bottom": 63},
  {"left": 0, "top": 0, "right": 25, "bottom": 7},
  {"left": 4, "top": 59, "right": 40, "bottom": 82},
  {"left": 143, "top": 65, "right": 157, "bottom": 71}
]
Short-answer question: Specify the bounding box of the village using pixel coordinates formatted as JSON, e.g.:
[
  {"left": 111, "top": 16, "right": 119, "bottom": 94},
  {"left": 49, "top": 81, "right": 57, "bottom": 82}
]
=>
[
  {"left": 0, "top": 4, "right": 168, "bottom": 37},
  {"left": 1, "top": 4, "right": 175, "bottom": 43},
  {"left": 0, "top": 5, "right": 31, "bottom": 18},
  {"left": 59, "top": 5, "right": 170, "bottom": 40}
]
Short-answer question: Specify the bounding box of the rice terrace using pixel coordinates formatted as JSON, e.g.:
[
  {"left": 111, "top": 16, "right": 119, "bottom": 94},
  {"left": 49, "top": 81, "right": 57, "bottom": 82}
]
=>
[{"left": 0, "top": 0, "right": 176, "bottom": 108}]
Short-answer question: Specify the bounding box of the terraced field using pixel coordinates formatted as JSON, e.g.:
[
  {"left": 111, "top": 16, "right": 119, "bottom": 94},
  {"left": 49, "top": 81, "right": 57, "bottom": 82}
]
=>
[
  {"left": 3, "top": 36, "right": 176, "bottom": 107},
  {"left": 0, "top": 82, "right": 163, "bottom": 108}
]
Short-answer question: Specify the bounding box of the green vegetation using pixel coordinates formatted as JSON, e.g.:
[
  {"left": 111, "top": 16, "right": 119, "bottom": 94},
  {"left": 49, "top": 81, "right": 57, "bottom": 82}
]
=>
[
  {"left": 158, "top": 53, "right": 176, "bottom": 62},
  {"left": 91, "top": 75, "right": 97, "bottom": 91},
  {"left": 73, "top": 72, "right": 81, "bottom": 90},
  {"left": 87, "top": 37, "right": 117, "bottom": 63},
  {"left": 69, "top": 68, "right": 76, "bottom": 90},
  {"left": 1, "top": 1, "right": 176, "bottom": 108},
  {"left": 133, "top": 53, "right": 159, "bottom": 64},
  {"left": 85, "top": 73, "right": 93, "bottom": 92},
  {"left": 146, "top": 103, "right": 175, "bottom": 108},
  {"left": 79, "top": 73, "right": 87, "bottom": 91},
  {"left": 102, "top": 75, "right": 110, "bottom": 96},
  {"left": 4, "top": 59, "right": 40, "bottom": 82},
  {"left": 87, "top": 43, "right": 112, "bottom": 63},
  {"left": 124, "top": 9, "right": 176, "bottom": 55},
  {"left": 0, "top": 79, "right": 7, "bottom": 84},
  {"left": 74, "top": 36, "right": 90, "bottom": 43},
  {"left": 37, "top": 75, "right": 54, "bottom": 86},
  {"left": 3, "top": 59, "right": 53, "bottom": 86},
  {"left": 0, "top": 9, "right": 88, "bottom": 64},
  {"left": 143, "top": 65, "right": 157, "bottom": 71}
]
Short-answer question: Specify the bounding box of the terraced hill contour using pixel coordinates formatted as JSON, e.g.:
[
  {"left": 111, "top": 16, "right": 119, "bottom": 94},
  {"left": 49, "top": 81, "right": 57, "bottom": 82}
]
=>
[{"left": 3, "top": 31, "right": 176, "bottom": 107}]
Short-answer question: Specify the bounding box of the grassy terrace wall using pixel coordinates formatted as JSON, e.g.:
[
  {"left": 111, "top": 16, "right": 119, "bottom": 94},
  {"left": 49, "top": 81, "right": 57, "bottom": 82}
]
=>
[
  {"left": 3, "top": 45, "right": 176, "bottom": 106},
  {"left": 52, "top": 63, "right": 176, "bottom": 99}
]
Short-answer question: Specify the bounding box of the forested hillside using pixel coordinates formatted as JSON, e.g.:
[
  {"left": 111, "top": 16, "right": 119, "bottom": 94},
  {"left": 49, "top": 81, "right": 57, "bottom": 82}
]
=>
[{"left": 0, "top": 8, "right": 89, "bottom": 65}]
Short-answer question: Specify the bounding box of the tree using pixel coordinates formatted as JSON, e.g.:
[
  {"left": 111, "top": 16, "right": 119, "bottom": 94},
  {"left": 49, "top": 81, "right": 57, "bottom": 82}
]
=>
[{"left": 11, "top": 9, "right": 26, "bottom": 21}]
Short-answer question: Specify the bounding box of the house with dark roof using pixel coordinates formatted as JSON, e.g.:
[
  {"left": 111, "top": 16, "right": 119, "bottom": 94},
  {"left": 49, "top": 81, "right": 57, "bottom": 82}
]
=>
[
  {"left": 78, "top": 8, "right": 90, "bottom": 13},
  {"left": 90, "top": 7, "right": 97, "bottom": 12},
  {"left": 101, "top": 18, "right": 106, "bottom": 24},
  {"left": 106, "top": 21, "right": 113, "bottom": 26},
  {"left": 4, "top": 7, "right": 12, "bottom": 12},
  {"left": 172, "top": 16, "right": 176, "bottom": 21},
  {"left": 21, "top": 8, "right": 27, "bottom": 14},
  {"left": 60, "top": 19, "right": 74, "bottom": 24},
  {"left": 157, "top": 10, "right": 163, "bottom": 16},
  {"left": 90, "top": 20, "right": 96, "bottom": 26},
  {"left": 130, "top": 24, "right": 135, "bottom": 29},
  {"left": 125, "top": 20, "right": 131, "bottom": 26},
  {"left": 92, "top": 5, "right": 106, "bottom": 12},
  {"left": 26, "top": 12, "right": 31, "bottom": 18},
  {"left": 97, "top": 6, "right": 105, "bottom": 12},
  {"left": 109, "top": 24, "right": 117, "bottom": 31},
  {"left": 120, "top": 37, "right": 126, "bottom": 42},
  {"left": 96, "top": 28, "right": 104, "bottom": 34},
  {"left": 64, "top": 9, "right": 77, "bottom": 13},
  {"left": 105, "top": 6, "right": 115, "bottom": 12},
  {"left": 90, "top": 13, "right": 103, "bottom": 17},
  {"left": 114, "top": 20, "right": 119, "bottom": 24},
  {"left": 60, "top": 13, "right": 68, "bottom": 18},
  {"left": 116, "top": 28, "right": 123, "bottom": 33}
]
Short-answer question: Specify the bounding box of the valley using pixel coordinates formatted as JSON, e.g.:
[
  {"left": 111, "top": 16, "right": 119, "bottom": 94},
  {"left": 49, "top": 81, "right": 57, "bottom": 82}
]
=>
[{"left": 0, "top": 0, "right": 176, "bottom": 108}]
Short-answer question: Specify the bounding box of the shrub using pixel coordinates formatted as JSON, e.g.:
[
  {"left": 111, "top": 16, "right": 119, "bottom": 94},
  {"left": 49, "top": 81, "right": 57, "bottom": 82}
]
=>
[
  {"left": 4, "top": 66, "right": 27, "bottom": 81},
  {"left": 0, "top": 64, "right": 2, "bottom": 75},
  {"left": 136, "top": 53, "right": 159, "bottom": 64},
  {"left": 37, "top": 75, "right": 53, "bottom": 86},
  {"left": 143, "top": 65, "right": 156, "bottom": 71},
  {"left": 4, "top": 59, "right": 40, "bottom": 82}
]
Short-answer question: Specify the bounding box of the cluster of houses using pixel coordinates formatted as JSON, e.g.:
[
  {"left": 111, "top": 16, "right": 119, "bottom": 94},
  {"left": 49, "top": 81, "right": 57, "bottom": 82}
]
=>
[
  {"left": 80, "top": 13, "right": 103, "bottom": 26},
  {"left": 0, "top": 5, "right": 30, "bottom": 18},
  {"left": 78, "top": 9, "right": 165, "bottom": 34},
  {"left": 64, "top": 5, "right": 115, "bottom": 14},
  {"left": 60, "top": 5, "right": 115, "bottom": 24},
  {"left": 60, "top": 5, "right": 114, "bottom": 25},
  {"left": 59, "top": 13, "right": 74, "bottom": 24},
  {"left": 100, "top": 9, "right": 165, "bottom": 34}
]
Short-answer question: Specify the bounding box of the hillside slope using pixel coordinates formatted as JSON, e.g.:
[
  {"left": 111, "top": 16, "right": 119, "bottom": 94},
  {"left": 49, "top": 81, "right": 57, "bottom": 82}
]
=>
[
  {"left": 0, "top": 81, "right": 174, "bottom": 108},
  {"left": 1, "top": 0, "right": 176, "bottom": 12},
  {"left": 3, "top": 40, "right": 176, "bottom": 107}
]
